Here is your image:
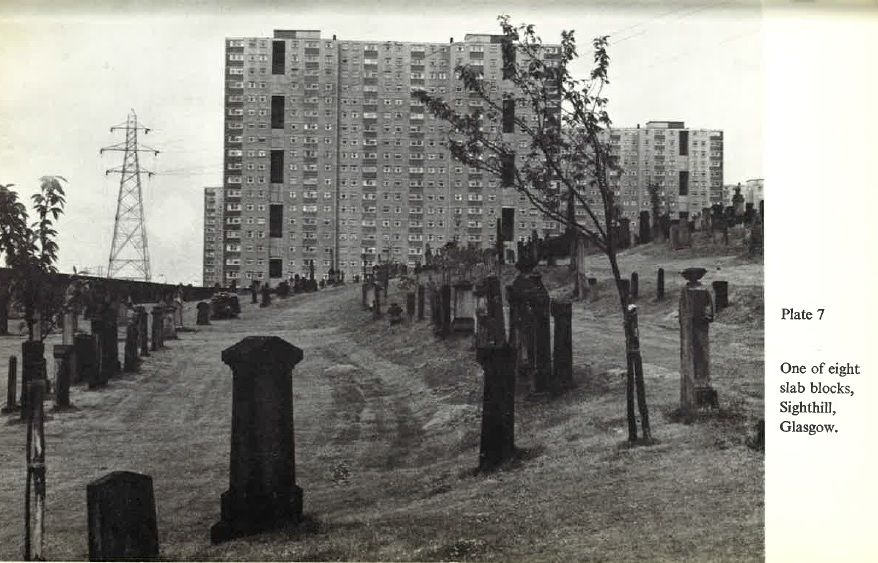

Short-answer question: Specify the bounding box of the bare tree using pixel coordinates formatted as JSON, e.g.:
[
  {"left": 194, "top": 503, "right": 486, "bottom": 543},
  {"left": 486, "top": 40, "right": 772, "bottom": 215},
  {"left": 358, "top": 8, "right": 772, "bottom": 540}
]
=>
[{"left": 414, "top": 16, "right": 651, "bottom": 442}]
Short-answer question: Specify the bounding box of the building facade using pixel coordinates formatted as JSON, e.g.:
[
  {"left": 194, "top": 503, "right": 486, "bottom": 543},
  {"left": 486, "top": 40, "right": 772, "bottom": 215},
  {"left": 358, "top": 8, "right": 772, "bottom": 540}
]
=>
[
  {"left": 214, "top": 31, "right": 723, "bottom": 285},
  {"left": 218, "top": 29, "right": 569, "bottom": 285},
  {"left": 601, "top": 121, "right": 724, "bottom": 222},
  {"left": 202, "top": 186, "right": 224, "bottom": 286}
]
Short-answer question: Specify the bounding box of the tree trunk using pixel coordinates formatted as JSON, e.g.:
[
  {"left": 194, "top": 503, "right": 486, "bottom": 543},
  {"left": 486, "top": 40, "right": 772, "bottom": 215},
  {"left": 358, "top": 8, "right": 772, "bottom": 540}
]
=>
[{"left": 606, "top": 247, "right": 638, "bottom": 443}]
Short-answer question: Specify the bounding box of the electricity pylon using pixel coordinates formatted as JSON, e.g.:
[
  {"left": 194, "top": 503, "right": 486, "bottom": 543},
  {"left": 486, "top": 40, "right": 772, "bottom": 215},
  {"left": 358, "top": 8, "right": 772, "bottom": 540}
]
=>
[{"left": 101, "top": 110, "right": 159, "bottom": 281}]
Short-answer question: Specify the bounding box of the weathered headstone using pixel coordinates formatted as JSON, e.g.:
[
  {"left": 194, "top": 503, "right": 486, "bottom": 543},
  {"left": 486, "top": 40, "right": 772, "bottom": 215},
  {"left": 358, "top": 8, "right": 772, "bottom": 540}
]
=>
[
  {"left": 196, "top": 302, "right": 211, "bottom": 325},
  {"left": 53, "top": 344, "right": 74, "bottom": 409},
  {"left": 150, "top": 306, "right": 164, "bottom": 351},
  {"left": 657, "top": 268, "right": 665, "bottom": 301},
  {"left": 417, "top": 284, "right": 425, "bottom": 321},
  {"left": 712, "top": 280, "right": 729, "bottom": 311},
  {"left": 372, "top": 285, "right": 382, "bottom": 320},
  {"left": 529, "top": 274, "right": 552, "bottom": 394},
  {"left": 477, "top": 345, "right": 516, "bottom": 471},
  {"left": 405, "top": 292, "right": 416, "bottom": 321},
  {"left": 439, "top": 284, "right": 452, "bottom": 336},
  {"left": 630, "top": 272, "right": 639, "bottom": 301},
  {"left": 388, "top": 303, "right": 404, "bottom": 325},
  {"left": 638, "top": 211, "right": 652, "bottom": 244},
  {"left": 123, "top": 320, "right": 139, "bottom": 373},
  {"left": 75, "top": 333, "right": 98, "bottom": 386},
  {"left": 679, "top": 268, "right": 717, "bottom": 413},
  {"left": 1, "top": 356, "right": 17, "bottom": 413},
  {"left": 587, "top": 277, "right": 598, "bottom": 302},
  {"left": 87, "top": 471, "right": 159, "bottom": 561},
  {"left": 211, "top": 337, "right": 304, "bottom": 544},
  {"left": 135, "top": 307, "right": 149, "bottom": 357},
  {"left": 551, "top": 301, "right": 573, "bottom": 391},
  {"left": 162, "top": 307, "right": 177, "bottom": 340},
  {"left": 508, "top": 276, "right": 535, "bottom": 381},
  {"left": 451, "top": 282, "right": 475, "bottom": 334}
]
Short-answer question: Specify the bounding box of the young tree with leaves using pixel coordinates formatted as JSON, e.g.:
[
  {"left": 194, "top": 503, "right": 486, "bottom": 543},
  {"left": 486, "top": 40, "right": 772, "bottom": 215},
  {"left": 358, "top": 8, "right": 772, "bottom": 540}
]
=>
[
  {"left": 414, "top": 16, "right": 651, "bottom": 442},
  {"left": 0, "top": 176, "right": 68, "bottom": 341}
]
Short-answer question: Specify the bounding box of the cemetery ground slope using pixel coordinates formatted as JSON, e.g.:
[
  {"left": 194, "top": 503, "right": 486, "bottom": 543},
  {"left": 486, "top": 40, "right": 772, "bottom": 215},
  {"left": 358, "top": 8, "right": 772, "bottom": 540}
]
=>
[{"left": 0, "top": 241, "right": 763, "bottom": 561}]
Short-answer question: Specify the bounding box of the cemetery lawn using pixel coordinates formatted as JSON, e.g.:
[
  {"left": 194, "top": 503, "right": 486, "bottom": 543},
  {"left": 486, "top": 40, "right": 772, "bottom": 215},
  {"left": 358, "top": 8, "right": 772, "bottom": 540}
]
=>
[{"left": 0, "top": 239, "right": 763, "bottom": 562}]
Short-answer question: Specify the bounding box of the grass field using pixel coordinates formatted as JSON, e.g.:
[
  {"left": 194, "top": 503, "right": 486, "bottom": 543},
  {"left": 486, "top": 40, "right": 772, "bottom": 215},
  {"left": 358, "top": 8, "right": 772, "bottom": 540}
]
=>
[{"left": 0, "top": 234, "right": 763, "bottom": 561}]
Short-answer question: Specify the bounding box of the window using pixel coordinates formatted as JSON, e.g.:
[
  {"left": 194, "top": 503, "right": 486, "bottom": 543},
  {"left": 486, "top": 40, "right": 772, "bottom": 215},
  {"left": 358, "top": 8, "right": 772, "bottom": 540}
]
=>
[{"left": 270, "top": 150, "right": 284, "bottom": 183}]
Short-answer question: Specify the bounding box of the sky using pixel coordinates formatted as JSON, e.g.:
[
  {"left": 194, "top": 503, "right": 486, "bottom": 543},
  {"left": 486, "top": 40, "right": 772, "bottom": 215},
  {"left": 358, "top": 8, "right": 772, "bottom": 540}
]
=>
[{"left": 0, "top": 0, "right": 767, "bottom": 284}]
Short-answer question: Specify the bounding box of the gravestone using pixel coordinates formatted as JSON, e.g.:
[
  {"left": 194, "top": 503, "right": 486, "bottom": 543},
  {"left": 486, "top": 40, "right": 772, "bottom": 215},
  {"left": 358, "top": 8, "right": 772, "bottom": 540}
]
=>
[
  {"left": 679, "top": 268, "right": 717, "bottom": 413},
  {"left": 196, "top": 302, "right": 211, "bottom": 325},
  {"left": 134, "top": 307, "right": 149, "bottom": 357},
  {"left": 508, "top": 275, "right": 536, "bottom": 381},
  {"left": 87, "top": 471, "right": 159, "bottom": 561},
  {"left": 587, "top": 277, "right": 598, "bottom": 302},
  {"left": 123, "top": 320, "right": 139, "bottom": 373},
  {"left": 75, "top": 333, "right": 99, "bottom": 386},
  {"left": 162, "top": 307, "right": 177, "bottom": 340},
  {"left": 53, "top": 344, "right": 74, "bottom": 409},
  {"left": 211, "top": 337, "right": 304, "bottom": 544},
  {"left": 439, "top": 284, "right": 452, "bottom": 337},
  {"left": 630, "top": 272, "right": 639, "bottom": 301},
  {"left": 529, "top": 274, "right": 552, "bottom": 394},
  {"left": 2, "top": 356, "right": 17, "bottom": 413},
  {"left": 96, "top": 309, "right": 118, "bottom": 383},
  {"left": 477, "top": 345, "right": 517, "bottom": 471},
  {"left": 638, "top": 211, "right": 652, "bottom": 244},
  {"left": 417, "top": 285, "right": 425, "bottom": 321},
  {"left": 388, "top": 303, "right": 404, "bottom": 325},
  {"left": 657, "top": 268, "right": 665, "bottom": 301},
  {"left": 451, "top": 282, "right": 475, "bottom": 334},
  {"left": 150, "top": 306, "right": 164, "bottom": 351},
  {"left": 551, "top": 301, "right": 573, "bottom": 391},
  {"left": 712, "top": 280, "right": 729, "bottom": 311},
  {"left": 405, "top": 292, "right": 416, "bottom": 321}
]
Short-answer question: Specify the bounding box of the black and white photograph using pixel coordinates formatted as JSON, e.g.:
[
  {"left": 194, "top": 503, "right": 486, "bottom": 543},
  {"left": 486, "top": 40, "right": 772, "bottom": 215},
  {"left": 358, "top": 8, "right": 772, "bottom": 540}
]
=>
[{"left": 0, "top": 0, "right": 874, "bottom": 561}]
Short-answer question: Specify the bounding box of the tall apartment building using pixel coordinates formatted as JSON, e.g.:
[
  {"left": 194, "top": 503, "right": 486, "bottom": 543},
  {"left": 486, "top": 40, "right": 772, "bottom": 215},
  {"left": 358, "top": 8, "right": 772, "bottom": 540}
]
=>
[
  {"left": 600, "top": 121, "right": 724, "bottom": 222},
  {"left": 218, "top": 29, "right": 565, "bottom": 285},
  {"left": 215, "top": 31, "right": 723, "bottom": 285},
  {"left": 202, "top": 186, "right": 224, "bottom": 286}
]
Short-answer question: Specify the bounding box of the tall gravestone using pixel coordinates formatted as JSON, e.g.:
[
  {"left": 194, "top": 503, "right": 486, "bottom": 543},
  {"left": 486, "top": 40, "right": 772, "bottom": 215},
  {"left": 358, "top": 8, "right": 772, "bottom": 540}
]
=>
[
  {"left": 529, "top": 274, "right": 552, "bottom": 394},
  {"left": 150, "top": 307, "right": 164, "bottom": 351},
  {"left": 477, "top": 345, "right": 517, "bottom": 471},
  {"left": 439, "top": 284, "right": 452, "bottom": 337},
  {"left": 123, "top": 320, "right": 140, "bottom": 373},
  {"left": 630, "top": 272, "right": 639, "bottom": 301},
  {"left": 638, "top": 211, "right": 652, "bottom": 244},
  {"left": 656, "top": 268, "right": 665, "bottom": 301},
  {"left": 75, "top": 333, "right": 98, "bottom": 386},
  {"left": 2, "top": 356, "right": 17, "bottom": 413},
  {"left": 451, "top": 282, "right": 475, "bottom": 334},
  {"left": 53, "top": 344, "right": 74, "bottom": 409},
  {"left": 551, "top": 301, "right": 573, "bottom": 391},
  {"left": 712, "top": 280, "right": 729, "bottom": 311},
  {"left": 211, "top": 337, "right": 304, "bottom": 544},
  {"left": 416, "top": 284, "right": 425, "bottom": 321},
  {"left": 87, "top": 471, "right": 159, "bottom": 561},
  {"left": 135, "top": 307, "right": 149, "bottom": 357},
  {"left": 679, "top": 268, "right": 717, "bottom": 413}
]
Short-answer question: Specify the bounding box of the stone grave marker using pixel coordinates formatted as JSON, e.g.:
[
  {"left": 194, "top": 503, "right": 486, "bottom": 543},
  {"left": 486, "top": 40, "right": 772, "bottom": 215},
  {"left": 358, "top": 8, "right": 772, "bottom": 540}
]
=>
[
  {"left": 86, "top": 471, "right": 159, "bottom": 561},
  {"left": 211, "top": 336, "right": 305, "bottom": 544}
]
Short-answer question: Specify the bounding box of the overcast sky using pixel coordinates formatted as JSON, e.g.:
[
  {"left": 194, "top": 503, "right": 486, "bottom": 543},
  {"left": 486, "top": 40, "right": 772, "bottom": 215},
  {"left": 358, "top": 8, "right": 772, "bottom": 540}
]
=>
[{"left": 0, "top": 0, "right": 867, "bottom": 284}]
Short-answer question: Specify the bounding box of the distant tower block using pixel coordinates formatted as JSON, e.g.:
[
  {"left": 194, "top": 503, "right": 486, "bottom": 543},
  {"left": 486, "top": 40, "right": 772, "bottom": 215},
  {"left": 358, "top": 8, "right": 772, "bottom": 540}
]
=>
[{"left": 101, "top": 110, "right": 159, "bottom": 281}]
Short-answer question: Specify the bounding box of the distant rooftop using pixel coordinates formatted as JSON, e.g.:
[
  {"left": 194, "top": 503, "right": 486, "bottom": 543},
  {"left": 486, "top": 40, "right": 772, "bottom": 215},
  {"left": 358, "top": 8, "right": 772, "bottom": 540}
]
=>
[{"left": 645, "top": 121, "right": 686, "bottom": 129}]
